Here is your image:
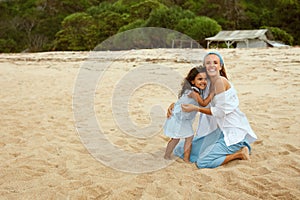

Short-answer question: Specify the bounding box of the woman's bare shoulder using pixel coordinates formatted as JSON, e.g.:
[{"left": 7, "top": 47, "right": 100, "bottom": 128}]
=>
[
  {"left": 214, "top": 77, "right": 230, "bottom": 94},
  {"left": 221, "top": 77, "right": 230, "bottom": 90},
  {"left": 215, "top": 77, "right": 229, "bottom": 86}
]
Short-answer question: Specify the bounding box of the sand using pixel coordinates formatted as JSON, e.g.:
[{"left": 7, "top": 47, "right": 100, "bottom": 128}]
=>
[{"left": 0, "top": 47, "right": 299, "bottom": 199}]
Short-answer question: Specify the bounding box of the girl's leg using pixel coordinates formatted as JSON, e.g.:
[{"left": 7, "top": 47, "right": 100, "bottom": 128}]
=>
[
  {"left": 183, "top": 136, "right": 194, "bottom": 163},
  {"left": 164, "top": 138, "right": 180, "bottom": 159}
]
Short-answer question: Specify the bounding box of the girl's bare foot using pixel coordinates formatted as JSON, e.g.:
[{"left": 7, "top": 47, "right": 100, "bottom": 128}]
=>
[
  {"left": 164, "top": 155, "right": 172, "bottom": 160},
  {"left": 183, "top": 159, "right": 193, "bottom": 164}
]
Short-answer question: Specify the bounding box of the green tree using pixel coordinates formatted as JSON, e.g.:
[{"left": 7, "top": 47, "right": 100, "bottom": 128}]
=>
[
  {"left": 241, "top": 0, "right": 275, "bottom": 29},
  {"left": 0, "top": 0, "right": 98, "bottom": 52},
  {"left": 118, "top": 19, "right": 147, "bottom": 33},
  {"left": 55, "top": 12, "right": 99, "bottom": 50},
  {"left": 192, "top": 0, "right": 246, "bottom": 30},
  {"left": 175, "top": 16, "right": 221, "bottom": 47},
  {"left": 96, "top": 11, "right": 129, "bottom": 43},
  {"left": 272, "top": 0, "right": 300, "bottom": 45},
  {"left": 1, "top": 0, "right": 300, "bottom": 52},
  {"left": 0, "top": 39, "right": 17, "bottom": 53},
  {"left": 241, "top": 0, "right": 299, "bottom": 44},
  {"left": 87, "top": 1, "right": 128, "bottom": 16},
  {"left": 146, "top": 6, "right": 195, "bottom": 29},
  {"left": 86, "top": 1, "right": 131, "bottom": 44},
  {"left": 130, "top": 0, "right": 163, "bottom": 20}
]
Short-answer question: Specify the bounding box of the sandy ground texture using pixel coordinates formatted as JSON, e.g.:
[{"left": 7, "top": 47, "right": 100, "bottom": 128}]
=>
[{"left": 0, "top": 47, "right": 299, "bottom": 199}]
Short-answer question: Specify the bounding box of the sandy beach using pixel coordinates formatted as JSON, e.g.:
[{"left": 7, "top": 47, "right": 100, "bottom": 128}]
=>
[{"left": 0, "top": 47, "right": 299, "bottom": 199}]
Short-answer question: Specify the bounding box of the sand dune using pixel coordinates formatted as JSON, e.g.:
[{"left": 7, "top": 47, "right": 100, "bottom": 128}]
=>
[{"left": 0, "top": 47, "right": 299, "bottom": 199}]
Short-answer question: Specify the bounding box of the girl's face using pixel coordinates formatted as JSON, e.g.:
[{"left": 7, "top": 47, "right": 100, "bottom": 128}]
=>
[
  {"left": 204, "top": 54, "right": 221, "bottom": 77},
  {"left": 192, "top": 72, "right": 208, "bottom": 90}
]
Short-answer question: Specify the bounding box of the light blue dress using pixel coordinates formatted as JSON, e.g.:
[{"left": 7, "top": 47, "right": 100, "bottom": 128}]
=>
[
  {"left": 174, "top": 128, "right": 251, "bottom": 168},
  {"left": 163, "top": 89, "right": 199, "bottom": 139}
]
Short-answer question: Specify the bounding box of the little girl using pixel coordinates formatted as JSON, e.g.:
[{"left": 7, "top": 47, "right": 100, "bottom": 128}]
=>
[{"left": 163, "top": 67, "right": 213, "bottom": 162}]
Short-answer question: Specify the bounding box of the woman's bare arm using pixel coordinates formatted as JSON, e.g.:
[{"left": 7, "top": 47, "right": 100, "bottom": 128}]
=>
[
  {"left": 167, "top": 103, "right": 175, "bottom": 118},
  {"left": 181, "top": 104, "right": 212, "bottom": 115}
]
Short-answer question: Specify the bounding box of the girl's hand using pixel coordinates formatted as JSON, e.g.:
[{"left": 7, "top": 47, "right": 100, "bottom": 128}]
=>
[
  {"left": 167, "top": 103, "right": 175, "bottom": 118},
  {"left": 181, "top": 104, "right": 199, "bottom": 112}
]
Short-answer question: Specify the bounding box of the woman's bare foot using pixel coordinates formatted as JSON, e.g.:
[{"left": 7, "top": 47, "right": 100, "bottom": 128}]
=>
[
  {"left": 221, "top": 146, "right": 251, "bottom": 166},
  {"left": 240, "top": 146, "right": 251, "bottom": 161}
]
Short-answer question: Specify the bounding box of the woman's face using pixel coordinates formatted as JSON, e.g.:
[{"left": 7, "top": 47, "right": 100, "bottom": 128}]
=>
[
  {"left": 204, "top": 54, "right": 221, "bottom": 77},
  {"left": 192, "top": 72, "right": 208, "bottom": 90}
]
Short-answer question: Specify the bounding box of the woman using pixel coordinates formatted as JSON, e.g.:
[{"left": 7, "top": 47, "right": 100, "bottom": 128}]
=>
[{"left": 173, "top": 52, "right": 257, "bottom": 168}]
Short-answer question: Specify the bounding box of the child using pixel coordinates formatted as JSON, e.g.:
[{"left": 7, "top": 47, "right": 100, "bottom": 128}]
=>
[{"left": 163, "top": 66, "right": 213, "bottom": 162}]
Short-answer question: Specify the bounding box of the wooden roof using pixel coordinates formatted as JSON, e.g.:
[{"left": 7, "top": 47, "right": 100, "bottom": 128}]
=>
[{"left": 206, "top": 29, "right": 268, "bottom": 42}]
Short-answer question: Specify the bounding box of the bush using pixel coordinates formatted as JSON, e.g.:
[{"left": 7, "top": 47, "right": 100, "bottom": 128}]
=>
[
  {"left": 261, "top": 26, "right": 294, "bottom": 45},
  {"left": 0, "top": 39, "right": 17, "bottom": 53},
  {"left": 118, "top": 19, "right": 147, "bottom": 33},
  {"left": 175, "top": 16, "right": 221, "bottom": 46},
  {"left": 146, "top": 6, "right": 195, "bottom": 29},
  {"left": 54, "top": 12, "right": 99, "bottom": 50},
  {"left": 129, "top": 0, "right": 162, "bottom": 20},
  {"left": 96, "top": 11, "right": 129, "bottom": 42}
]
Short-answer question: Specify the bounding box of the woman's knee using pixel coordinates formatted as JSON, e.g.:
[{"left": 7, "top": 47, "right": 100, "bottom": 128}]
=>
[
  {"left": 196, "top": 155, "right": 215, "bottom": 168},
  {"left": 197, "top": 154, "right": 225, "bottom": 169},
  {"left": 197, "top": 160, "right": 215, "bottom": 168}
]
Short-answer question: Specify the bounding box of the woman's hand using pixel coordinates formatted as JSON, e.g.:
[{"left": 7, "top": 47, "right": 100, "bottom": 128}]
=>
[
  {"left": 167, "top": 103, "right": 175, "bottom": 118},
  {"left": 209, "top": 91, "right": 215, "bottom": 99},
  {"left": 181, "top": 104, "right": 199, "bottom": 112}
]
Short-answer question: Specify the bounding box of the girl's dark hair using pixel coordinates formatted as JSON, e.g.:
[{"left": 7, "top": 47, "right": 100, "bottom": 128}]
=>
[{"left": 178, "top": 66, "right": 207, "bottom": 98}]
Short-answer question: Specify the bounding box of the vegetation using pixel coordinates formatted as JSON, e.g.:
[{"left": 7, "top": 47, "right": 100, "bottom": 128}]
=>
[{"left": 0, "top": 0, "right": 299, "bottom": 52}]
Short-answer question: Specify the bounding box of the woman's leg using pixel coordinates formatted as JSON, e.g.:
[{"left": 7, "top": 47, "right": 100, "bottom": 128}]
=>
[
  {"left": 221, "top": 146, "right": 250, "bottom": 165},
  {"left": 197, "top": 136, "right": 251, "bottom": 168},
  {"left": 183, "top": 136, "right": 193, "bottom": 163},
  {"left": 164, "top": 138, "right": 180, "bottom": 159}
]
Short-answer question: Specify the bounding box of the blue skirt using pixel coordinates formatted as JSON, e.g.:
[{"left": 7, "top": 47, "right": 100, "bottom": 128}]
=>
[{"left": 174, "top": 128, "right": 251, "bottom": 168}]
